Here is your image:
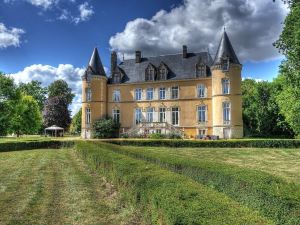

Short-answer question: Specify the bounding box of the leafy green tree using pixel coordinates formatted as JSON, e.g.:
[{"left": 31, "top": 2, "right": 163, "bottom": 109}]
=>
[
  {"left": 274, "top": 1, "right": 300, "bottom": 135},
  {"left": 70, "top": 108, "right": 82, "bottom": 134},
  {"left": 9, "top": 95, "right": 42, "bottom": 137},
  {"left": 93, "top": 118, "right": 120, "bottom": 138},
  {"left": 18, "top": 81, "right": 47, "bottom": 111},
  {"left": 42, "top": 96, "right": 71, "bottom": 129},
  {"left": 48, "top": 80, "right": 74, "bottom": 105}
]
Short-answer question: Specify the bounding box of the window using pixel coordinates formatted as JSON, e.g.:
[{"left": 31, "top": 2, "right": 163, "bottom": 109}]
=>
[
  {"left": 172, "top": 107, "right": 179, "bottom": 126},
  {"left": 198, "top": 129, "right": 206, "bottom": 136},
  {"left": 135, "top": 108, "right": 142, "bottom": 125},
  {"left": 222, "top": 58, "right": 229, "bottom": 71},
  {"left": 113, "top": 89, "right": 120, "bottom": 102},
  {"left": 146, "top": 88, "right": 153, "bottom": 100},
  {"left": 113, "top": 74, "right": 121, "bottom": 83},
  {"left": 159, "top": 87, "right": 166, "bottom": 100},
  {"left": 198, "top": 105, "right": 207, "bottom": 122},
  {"left": 86, "top": 108, "right": 91, "bottom": 124},
  {"left": 159, "top": 108, "right": 166, "bottom": 122},
  {"left": 135, "top": 88, "right": 142, "bottom": 101},
  {"left": 171, "top": 86, "right": 179, "bottom": 99},
  {"left": 223, "top": 102, "right": 231, "bottom": 124},
  {"left": 156, "top": 129, "right": 162, "bottom": 134},
  {"left": 158, "top": 65, "right": 167, "bottom": 80},
  {"left": 222, "top": 79, "right": 230, "bottom": 94},
  {"left": 196, "top": 65, "right": 206, "bottom": 77},
  {"left": 146, "top": 107, "right": 154, "bottom": 122},
  {"left": 112, "top": 109, "right": 120, "bottom": 123},
  {"left": 86, "top": 88, "right": 92, "bottom": 102},
  {"left": 146, "top": 65, "right": 155, "bottom": 81},
  {"left": 197, "top": 84, "right": 206, "bottom": 98}
]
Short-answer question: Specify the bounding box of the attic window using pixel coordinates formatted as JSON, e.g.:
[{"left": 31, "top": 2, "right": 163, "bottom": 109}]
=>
[
  {"left": 157, "top": 63, "right": 168, "bottom": 80},
  {"left": 221, "top": 57, "right": 229, "bottom": 71},
  {"left": 196, "top": 64, "right": 206, "bottom": 77},
  {"left": 145, "top": 65, "right": 156, "bottom": 81},
  {"left": 113, "top": 73, "right": 121, "bottom": 83}
]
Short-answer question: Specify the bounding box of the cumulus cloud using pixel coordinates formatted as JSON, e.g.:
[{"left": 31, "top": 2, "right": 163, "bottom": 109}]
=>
[
  {"left": 9, "top": 64, "right": 85, "bottom": 115},
  {"left": 4, "top": 0, "right": 58, "bottom": 9},
  {"left": 109, "top": 0, "right": 288, "bottom": 62},
  {"left": 73, "top": 2, "right": 94, "bottom": 24},
  {"left": 0, "top": 23, "right": 25, "bottom": 49}
]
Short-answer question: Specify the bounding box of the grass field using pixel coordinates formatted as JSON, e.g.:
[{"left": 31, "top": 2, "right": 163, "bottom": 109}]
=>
[
  {"left": 1, "top": 140, "right": 299, "bottom": 225},
  {"left": 0, "top": 148, "right": 142, "bottom": 225}
]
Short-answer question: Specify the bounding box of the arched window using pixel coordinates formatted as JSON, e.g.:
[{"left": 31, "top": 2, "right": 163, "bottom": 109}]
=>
[{"left": 145, "top": 64, "right": 156, "bottom": 81}]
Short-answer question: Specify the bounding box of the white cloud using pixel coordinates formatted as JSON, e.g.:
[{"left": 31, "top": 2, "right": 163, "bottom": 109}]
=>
[
  {"left": 9, "top": 64, "right": 85, "bottom": 115},
  {"left": 0, "top": 23, "right": 25, "bottom": 49},
  {"left": 73, "top": 2, "right": 94, "bottom": 24},
  {"left": 109, "top": 0, "right": 288, "bottom": 62}
]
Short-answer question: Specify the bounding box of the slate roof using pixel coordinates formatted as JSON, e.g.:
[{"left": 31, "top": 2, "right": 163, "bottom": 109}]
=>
[
  {"left": 213, "top": 31, "right": 240, "bottom": 65},
  {"left": 85, "top": 48, "right": 106, "bottom": 76},
  {"left": 109, "top": 52, "right": 213, "bottom": 84}
]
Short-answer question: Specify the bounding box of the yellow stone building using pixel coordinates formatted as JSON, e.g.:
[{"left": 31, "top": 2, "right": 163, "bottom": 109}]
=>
[{"left": 81, "top": 31, "right": 243, "bottom": 139}]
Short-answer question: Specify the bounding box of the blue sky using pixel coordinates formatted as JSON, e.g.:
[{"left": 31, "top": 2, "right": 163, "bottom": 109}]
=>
[{"left": 0, "top": 0, "right": 288, "bottom": 113}]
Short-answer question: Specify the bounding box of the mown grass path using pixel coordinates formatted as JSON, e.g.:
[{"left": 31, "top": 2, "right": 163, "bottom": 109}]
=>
[{"left": 0, "top": 148, "right": 141, "bottom": 225}]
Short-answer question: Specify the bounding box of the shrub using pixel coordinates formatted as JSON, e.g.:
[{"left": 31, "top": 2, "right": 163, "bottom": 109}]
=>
[
  {"left": 149, "top": 133, "right": 165, "bottom": 139},
  {"left": 93, "top": 118, "right": 120, "bottom": 139},
  {"left": 75, "top": 141, "right": 271, "bottom": 225}
]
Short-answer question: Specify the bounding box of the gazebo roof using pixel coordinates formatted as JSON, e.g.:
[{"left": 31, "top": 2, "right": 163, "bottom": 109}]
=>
[{"left": 45, "top": 125, "right": 64, "bottom": 131}]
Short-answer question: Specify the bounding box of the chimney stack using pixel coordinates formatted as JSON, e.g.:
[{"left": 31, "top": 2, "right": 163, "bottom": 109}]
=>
[
  {"left": 111, "top": 51, "right": 117, "bottom": 75},
  {"left": 135, "top": 50, "right": 141, "bottom": 63},
  {"left": 183, "top": 45, "right": 187, "bottom": 58}
]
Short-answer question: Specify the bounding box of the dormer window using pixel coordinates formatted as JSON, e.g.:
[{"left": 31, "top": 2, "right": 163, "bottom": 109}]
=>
[
  {"left": 157, "top": 63, "right": 168, "bottom": 80},
  {"left": 145, "top": 64, "right": 156, "bottom": 81},
  {"left": 113, "top": 73, "right": 121, "bottom": 83},
  {"left": 196, "top": 64, "right": 206, "bottom": 77},
  {"left": 222, "top": 57, "right": 229, "bottom": 71}
]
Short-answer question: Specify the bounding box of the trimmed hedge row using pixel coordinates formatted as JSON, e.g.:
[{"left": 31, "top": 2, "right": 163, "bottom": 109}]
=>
[
  {"left": 75, "top": 141, "right": 271, "bottom": 225},
  {"left": 103, "top": 142, "right": 300, "bottom": 225},
  {"left": 104, "top": 139, "right": 300, "bottom": 148},
  {"left": 0, "top": 140, "right": 74, "bottom": 152}
]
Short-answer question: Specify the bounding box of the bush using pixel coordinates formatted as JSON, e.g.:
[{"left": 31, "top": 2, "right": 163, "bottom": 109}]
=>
[
  {"left": 149, "top": 133, "right": 165, "bottom": 139},
  {"left": 93, "top": 118, "right": 120, "bottom": 139},
  {"left": 75, "top": 141, "right": 271, "bottom": 225},
  {"left": 103, "top": 139, "right": 300, "bottom": 148}
]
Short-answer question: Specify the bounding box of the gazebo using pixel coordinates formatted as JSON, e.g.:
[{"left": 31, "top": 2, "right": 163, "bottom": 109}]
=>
[{"left": 44, "top": 125, "right": 64, "bottom": 137}]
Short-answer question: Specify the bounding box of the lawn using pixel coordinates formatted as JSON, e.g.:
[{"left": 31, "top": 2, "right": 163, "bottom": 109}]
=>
[{"left": 0, "top": 148, "right": 142, "bottom": 225}]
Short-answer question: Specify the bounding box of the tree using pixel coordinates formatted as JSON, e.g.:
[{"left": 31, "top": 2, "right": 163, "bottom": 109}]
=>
[
  {"left": 42, "top": 96, "right": 71, "bottom": 129},
  {"left": 274, "top": 1, "right": 300, "bottom": 135},
  {"left": 48, "top": 80, "right": 74, "bottom": 105},
  {"left": 93, "top": 118, "right": 120, "bottom": 138},
  {"left": 70, "top": 108, "right": 82, "bottom": 134},
  {"left": 9, "top": 95, "right": 42, "bottom": 137},
  {"left": 18, "top": 81, "right": 47, "bottom": 111}
]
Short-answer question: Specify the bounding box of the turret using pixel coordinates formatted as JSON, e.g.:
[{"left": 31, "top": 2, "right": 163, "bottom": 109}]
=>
[
  {"left": 81, "top": 48, "right": 107, "bottom": 139},
  {"left": 211, "top": 30, "right": 243, "bottom": 138}
]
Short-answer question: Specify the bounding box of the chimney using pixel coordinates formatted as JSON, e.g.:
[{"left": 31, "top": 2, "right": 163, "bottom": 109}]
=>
[
  {"left": 135, "top": 50, "right": 141, "bottom": 63},
  {"left": 183, "top": 45, "right": 187, "bottom": 58},
  {"left": 111, "top": 51, "right": 117, "bottom": 75}
]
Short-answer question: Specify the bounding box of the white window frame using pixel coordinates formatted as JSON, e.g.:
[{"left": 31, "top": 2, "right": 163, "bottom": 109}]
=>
[
  {"left": 198, "top": 129, "right": 206, "bottom": 136},
  {"left": 197, "top": 84, "right": 206, "bottom": 98},
  {"left": 146, "top": 88, "right": 153, "bottom": 100},
  {"left": 223, "top": 102, "right": 231, "bottom": 124},
  {"left": 159, "top": 87, "right": 166, "bottom": 100},
  {"left": 135, "top": 88, "right": 142, "bottom": 101},
  {"left": 171, "top": 107, "right": 179, "bottom": 126},
  {"left": 198, "top": 105, "right": 207, "bottom": 122},
  {"left": 86, "top": 88, "right": 92, "bottom": 102},
  {"left": 86, "top": 108, "right": 91, "bottom": 125},
  {"left": 171, "top": 86, "right": 179, "bottom": 99},
  {"left": 222, "top": 79, "right": 230, "bottom": 94},
  {"left": 159, "top": 108, "right": 166, "bottom": 122},
  {"left": 135, "top": 108, "right": 142, "bottom": 125},
  {"left": 146, "top": 107, "right": 154, "bottom": 122},
  {"left": 113, "top": 89, "right": 120, "bottom": 102},
  {"left": 112, "top": 109, "right": 120, "bottom": 123}
]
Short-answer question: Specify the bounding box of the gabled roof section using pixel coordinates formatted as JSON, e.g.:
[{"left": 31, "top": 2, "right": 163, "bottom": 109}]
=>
[
  {"left": 213, "top": 31, "right": 240, "bottom": 65},
  {"left": 86, "top": 48, "right": 106, "bottom": 76}
]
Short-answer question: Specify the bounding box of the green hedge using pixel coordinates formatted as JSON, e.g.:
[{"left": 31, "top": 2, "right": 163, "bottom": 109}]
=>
[
  {"left": 103, "top": 139, "right": 300, "bottom": 148},
  {"left": 0, "top": 140, "right": 74, "bottom": 152},
  {"left": 75, "top": 141, "right": 271, "bottom": 225},
  {"left": 102, "top": 142, "right": 300, "bottom": 225}
]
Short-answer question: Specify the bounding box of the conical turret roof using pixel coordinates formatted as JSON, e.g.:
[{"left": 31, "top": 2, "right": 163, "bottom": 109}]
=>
[
  {"left": 213, "top": 31, "right": 240, "bottom": 65},
  {"left": 86, "top": 48, "right": 106, "bottom": 76}
]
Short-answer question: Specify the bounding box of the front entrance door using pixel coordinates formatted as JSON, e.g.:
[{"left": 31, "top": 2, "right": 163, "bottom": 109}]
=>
[{"left": 223, "top": 128, "right": 231, "bottom": 139}]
